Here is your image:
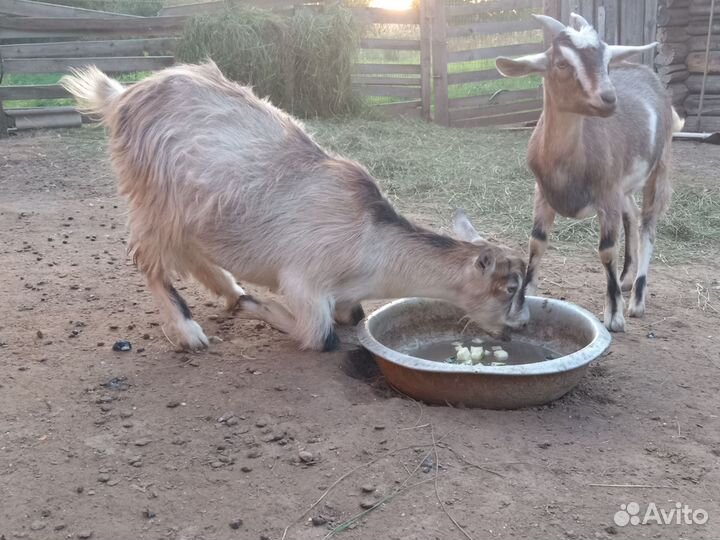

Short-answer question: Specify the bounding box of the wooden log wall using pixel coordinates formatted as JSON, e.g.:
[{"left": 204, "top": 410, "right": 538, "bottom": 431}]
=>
[
  {"left": 655, "top": 0, "right": 692, "bottom": 114},
  {"left": 683, "top": 0, "right": 719, "bottom": 130}
]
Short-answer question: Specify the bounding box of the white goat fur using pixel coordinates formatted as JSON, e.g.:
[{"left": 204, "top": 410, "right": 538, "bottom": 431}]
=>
[{"left": 61, "top": 62, "right": 528, "bottom": 351}]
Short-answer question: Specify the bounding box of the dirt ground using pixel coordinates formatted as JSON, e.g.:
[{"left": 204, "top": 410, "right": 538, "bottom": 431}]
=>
[{"left": 1, "top": 127, "right": 719, "bottom": 540}]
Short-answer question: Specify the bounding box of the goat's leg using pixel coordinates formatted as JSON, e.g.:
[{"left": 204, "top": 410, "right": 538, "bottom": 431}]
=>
[
  {"left": 620, "top": 196, "right": 640, "bottom": 292},
  {"left": 334, "top": 302, "right": 365, "bottom": 326},
  {"left": 233, "top": 295, "right": 297, "bottom": 335},
  {"left": 280, "top": 272, "right": 338, "bottom": 352},
  {"left": 598, "top": 207, "right": 625, "bottom": 332},
  {"left": 147, "top": 277, "right": 209, "bottom": 350},
  {"left": 525, "top": 186, "right": 556, "bottom": 295},
  {"left": 186, "top": 256, "right": 245, "bottom": 311},
  {"left": 629, "top": 163, "right": 670, "bottom": 317}
]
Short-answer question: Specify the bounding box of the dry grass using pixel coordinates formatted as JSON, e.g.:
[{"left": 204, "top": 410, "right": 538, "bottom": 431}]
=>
[{"left": 307, "top": 117, "right": 720, "bottom": 263}]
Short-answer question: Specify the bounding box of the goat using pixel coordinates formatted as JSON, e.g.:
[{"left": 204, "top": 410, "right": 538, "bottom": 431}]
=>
[
  {"left": 495, "top": 13, "right": 682, "bottom": 332},
  {"left": 60, "top": 62, "right": 529, "bottom": 351}
]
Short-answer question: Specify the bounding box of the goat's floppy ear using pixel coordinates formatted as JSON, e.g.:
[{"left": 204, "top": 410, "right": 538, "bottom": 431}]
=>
[
  {"left": 496, "top": 52, "right": 549, "bottom": 77},
  {"left": 453, "top": 209, "right": 484, "bottom": 243},
  {"left": 608, "top": 42, "right": 657, "bottom": 65},
  {"left": 569, "top": 12, "right": 591, "bottom": 30},
  {"left": 475, "top": 250, "right": 496, "bottom": 274}
]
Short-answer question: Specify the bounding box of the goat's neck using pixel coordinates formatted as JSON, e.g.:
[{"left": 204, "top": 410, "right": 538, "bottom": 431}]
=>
[
  {"left": 373, "top": 234, "right": 465, "bottom": 303},
  {"left": 535, "top": 88, "right": 585, "bottom": 167}
]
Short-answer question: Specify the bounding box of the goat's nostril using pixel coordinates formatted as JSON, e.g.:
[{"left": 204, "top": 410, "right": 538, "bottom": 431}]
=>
[{"left": 600, "top": 91, "right": 616, "bottom": 105}]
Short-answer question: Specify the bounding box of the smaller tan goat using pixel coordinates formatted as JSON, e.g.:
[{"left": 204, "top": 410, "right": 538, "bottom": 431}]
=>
[
  {"left": 61, "top": 62, "right": 529, "bottom": 351},
  {"left": 496, "top": 13, "right": 682, "bottom": 332}
]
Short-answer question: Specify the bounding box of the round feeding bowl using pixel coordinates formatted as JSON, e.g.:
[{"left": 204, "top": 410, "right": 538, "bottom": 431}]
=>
[{"left": 357, "top": 297, "right": 611, "bottom": 409}]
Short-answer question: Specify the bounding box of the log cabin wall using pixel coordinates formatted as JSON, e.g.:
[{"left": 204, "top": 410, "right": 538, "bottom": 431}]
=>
[{"left": 656, "top": 0, "right": 719, "bottom": 131}]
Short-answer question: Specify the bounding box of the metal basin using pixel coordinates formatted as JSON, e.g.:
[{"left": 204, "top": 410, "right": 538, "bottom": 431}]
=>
[{"left": 357, "top": 297, "right": 611, "bottom": 409}]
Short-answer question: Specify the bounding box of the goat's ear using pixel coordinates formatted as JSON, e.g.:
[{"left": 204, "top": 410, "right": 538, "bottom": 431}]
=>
[
  {"left": 475, "top": 250, "right": 496, "bottom": 274},
  {"left": 496, "top": 52, "right": 549, "bottom": 77},
  {"left": 608, "top": 42, "right": 657, "bottom": 65},
  {"left": 569, "top": 12, "right": 591, "bottom": 30},
  {"left": 453, "top": 209, "right": 484, "bottom": 243}
]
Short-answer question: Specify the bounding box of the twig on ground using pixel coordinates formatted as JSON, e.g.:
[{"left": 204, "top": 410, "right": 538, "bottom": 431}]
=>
[
  {"left": 281, "top": 430, "right": 455, "bottom": 540},
  {"left": 437, "top": 442, "right": 505, "bottom": 478},
  {"left": 432, "top": 424, "right": 475, "bottom": 540},
  {"left": 322, "top": 477, "right": 435, "bottom": 539}
]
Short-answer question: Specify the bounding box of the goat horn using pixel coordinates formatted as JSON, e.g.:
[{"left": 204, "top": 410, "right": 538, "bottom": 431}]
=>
[
  {"left": 532, "top": 14, "right": 566, "bottom": 39},
  {"left": 569, "top": 12, "right": 592, "bottom": 30}
]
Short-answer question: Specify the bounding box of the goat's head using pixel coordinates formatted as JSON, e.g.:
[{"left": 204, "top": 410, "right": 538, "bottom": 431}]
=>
[
  {"left": 451, "top": 210, "right": 529, "bottom": 335},
  {"left": 495, "top": 13, "right": 657, "bottom": 117}
]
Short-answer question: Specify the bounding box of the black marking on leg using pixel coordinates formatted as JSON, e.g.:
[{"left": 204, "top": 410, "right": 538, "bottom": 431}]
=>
[
  {"left": 350, "top": 304, "right": 366, "bottom": 325},
  {"left": 603, "top": 262, "right": 620, "bottom": 315},
  {"left": 530, "top": 225, "right": 547, "bottom": 242},
  {"left": 633, "top": 275, "right": 646, "bottom": 303},
  {"left": 322, "top": 329, "right": 340, "bottom": 352},
  {"left": 599, "top": 234, "right": 615, "bottom": 252},
  {"left": 620, "top": 255, "right": 633, "bottom": 282},
  {"left": 168, "top": 284, "right": 192, "bottom": 320}
]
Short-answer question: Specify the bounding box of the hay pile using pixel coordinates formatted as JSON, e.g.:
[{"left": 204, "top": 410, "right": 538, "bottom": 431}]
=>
[{"left": 176, "top": 5, "right": 361, "bottom": 118}]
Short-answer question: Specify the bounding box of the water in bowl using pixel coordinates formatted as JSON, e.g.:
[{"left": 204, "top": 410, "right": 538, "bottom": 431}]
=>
[{"left": 407, "top": 337, "right": 560, "bottom": 366}]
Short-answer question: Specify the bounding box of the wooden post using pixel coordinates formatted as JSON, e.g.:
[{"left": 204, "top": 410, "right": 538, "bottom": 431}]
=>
[
  {"left": 0, "top": 101, "right": 8, "bottom": 138},
  {"left": 543, "top": 0, "right": 561, "bottom": 46},
  {"left": 430, "top": 0, "right": 448, "bottom": 126},
  {"left": 643, "top": 0, "right": 658, "bottom": 66},
  {"left": 419, "top": 0, "right": 432, "bottom": 121}
]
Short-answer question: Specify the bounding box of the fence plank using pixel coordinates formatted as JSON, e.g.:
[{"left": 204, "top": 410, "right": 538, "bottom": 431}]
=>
[
  {"left": 453, "top": 109, "right": 541, "bottom": 127},
  {"left": 352, "top": 75, "right": 421, "bottom": 86},
  {"left": 374, "top": 100, "right": 422, "bottom": 117},
  {"left": 620, "top": 0, "right": 645, "bottom": 45},
  {"left": 159, "top": 0, "right": 296, "bottom": 16},
  {"left": 360, "top": 38, "right": 420, "bottom": 51},
  {"left": 419, "top": 0, "right": 432, "bottom": 120},
  {"left": 3, "top": 56, "right": 174, "bottom": 74},
  {"left": 446, "top": 0, "right": 539, "bottom": 17},
  {"left": 0, "top": 0, "right": 139, "bottom": 18},
  {"left": 0, "top": 15, "right": 187, "bottom": 38},
  {"left": 0, "top": 38, "right": 178, "bottom": 59},
  {"left": 0, "top": 84, "right": 69, "bottom": 100},
  {"left": 447, "top": 19, "right": 539, "bottom": 38},
  {"left": 431, "top": 0, "right": 449, "bottom": 126},
  {"left": 448, "top": 68, "right": 503, "bottom": 85},
  {"left": 643, "top": 0, "right": 658, "bottom": 65},
  {"left": 448, "top": 42, "right": 544, "bottom": 63},
  {"left": 350, "top": 6, "right": 419, "bottom": 24},
  {"left": 449, "top": 98, "right": 543, "bottom": 122},
  {"left": 354, "top": 63, "right": 421, "bottom": 75},
  {"left": 448, "top": 87, "right": 542, "bottom": 109},
  {"left": 354, "top": 85, "right": 421, "bottom": 98}
]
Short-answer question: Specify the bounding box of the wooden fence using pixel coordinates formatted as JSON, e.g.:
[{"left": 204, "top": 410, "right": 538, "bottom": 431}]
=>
[{"left": 1, "top": 0, "right": 668, "bottom": 135}]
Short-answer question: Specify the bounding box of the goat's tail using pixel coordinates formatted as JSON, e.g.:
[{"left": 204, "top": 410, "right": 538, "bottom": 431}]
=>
[
  {"left": 60, "top": 66, "right": 124, "bottom": 119},
  {"left": 671, "top": 106, "right": 684, "bottom": 132}
]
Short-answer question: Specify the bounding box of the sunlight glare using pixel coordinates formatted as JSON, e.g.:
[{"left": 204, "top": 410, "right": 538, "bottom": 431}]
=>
[{"left": 370, "top": 0, "right": 414, "bottom": 10}]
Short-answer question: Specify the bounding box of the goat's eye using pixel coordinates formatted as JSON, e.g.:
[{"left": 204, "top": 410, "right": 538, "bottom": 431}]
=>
[
  {"left": 506, "top": 283, "right": 518, "bottom": 296},
  {"left": 556, "top": 60, "right": 570, "bottom": 70}
]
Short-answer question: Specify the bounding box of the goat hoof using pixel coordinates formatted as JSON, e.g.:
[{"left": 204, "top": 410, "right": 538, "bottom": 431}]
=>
[
  {"left": 322, "top": 330, "right": 340, "bottom": 352},
  {"left": 175, "top": 319, "right": 210, "bottom": 351},
  {"left": 627, "top": 302, "right": 645, "bottom": 318},
  {"left": 350, "top": 305, "right": 366, "bottom": 325},
  {"left": 604, "top": 313, "right": 626, "bottom": 333}
]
